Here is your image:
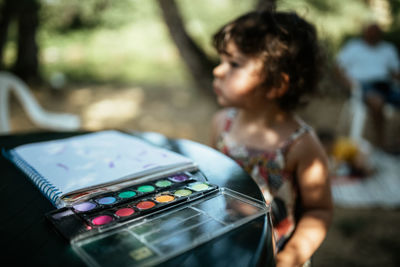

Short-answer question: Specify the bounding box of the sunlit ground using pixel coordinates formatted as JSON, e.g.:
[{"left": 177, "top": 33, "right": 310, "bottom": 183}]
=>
[
  {"left": 8, "top": 81, "right": 400, "bottom": 145},
  {"left": 8, "top": 84, "right": 217, "bottom": 144}
]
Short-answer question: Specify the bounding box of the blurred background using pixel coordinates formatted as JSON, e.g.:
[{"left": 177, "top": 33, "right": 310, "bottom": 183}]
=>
[{"left": 1, "top": 0, "right": 400, "bottom": 266}]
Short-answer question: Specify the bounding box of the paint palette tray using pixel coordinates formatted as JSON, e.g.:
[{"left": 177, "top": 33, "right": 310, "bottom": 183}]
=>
[
  {"left": 46, "top": 170, "right": 218, "bottom": 241},
  {"left": 47, "top": 169, "right": 269, "bottom": 267},
  {"left": 72, "top": 188, "right": 269, "bottom": 267}
]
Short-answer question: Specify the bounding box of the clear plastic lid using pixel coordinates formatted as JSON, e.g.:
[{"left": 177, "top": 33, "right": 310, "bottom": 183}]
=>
[{"left": 72, "top": 188, "right": 269, "bottom": 267}]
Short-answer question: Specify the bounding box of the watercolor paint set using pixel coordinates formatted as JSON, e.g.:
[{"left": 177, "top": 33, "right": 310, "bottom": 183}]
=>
[
  {"left": 46, "top": 170, "right": 218, "bottom": 241},
  {"left": 72, "top": 187, "right": 268, "bottom": 267},
  {"left": 46, "top": 169, "right": 269, "bottom": 267}
]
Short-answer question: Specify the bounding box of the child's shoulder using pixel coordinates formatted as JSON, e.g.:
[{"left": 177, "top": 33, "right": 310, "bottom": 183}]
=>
[{"left": 286, "top": 124, "right": 328, "bottom": 169}]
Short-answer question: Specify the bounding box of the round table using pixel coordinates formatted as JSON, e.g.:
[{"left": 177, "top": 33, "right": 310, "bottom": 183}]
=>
[{"left": 0, "top": 131, "right": 275, "bottom": 266}]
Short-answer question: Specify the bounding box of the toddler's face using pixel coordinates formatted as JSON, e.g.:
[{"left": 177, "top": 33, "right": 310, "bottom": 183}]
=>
[{"left": 213, "top": 41, "right": 265, "bottom": 108}]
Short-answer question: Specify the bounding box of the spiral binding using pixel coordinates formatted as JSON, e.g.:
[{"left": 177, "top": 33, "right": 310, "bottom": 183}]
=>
[{"left": 3, "top": 149, "right": 61, "bottom": 207}]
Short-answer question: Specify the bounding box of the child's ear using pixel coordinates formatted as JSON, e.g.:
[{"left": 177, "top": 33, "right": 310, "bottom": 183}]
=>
[{"left": 266, "top": 73, "right": 290, "bottom": 99}]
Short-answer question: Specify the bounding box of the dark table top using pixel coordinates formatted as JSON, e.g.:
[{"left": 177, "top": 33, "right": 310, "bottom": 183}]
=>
[{"left": 0, "top": 131, "right": 275, "bottom": 266}]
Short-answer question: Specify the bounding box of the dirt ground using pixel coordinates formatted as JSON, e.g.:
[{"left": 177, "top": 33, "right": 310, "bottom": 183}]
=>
[{"left": 6, "top": 83, "right": 400, "bottom": 266}]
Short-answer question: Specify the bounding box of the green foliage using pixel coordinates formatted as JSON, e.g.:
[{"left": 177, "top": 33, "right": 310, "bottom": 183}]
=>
[
  {"left": 176, "top": 0, "right": 254, "bottom": 57},
  {"left": 389, "top": 0, "right": 400, "bottom": 26},
  {"left": 3, "top": 0, "right": 396, "bottom": 86},
  {"left": 37, "top": 0, "right": 255, "bottom": 86},
  {"left": 384, "top": 28, "right": 400, "bottom": 53},
  {"left": 40, "top": 0, "right": 136, "bottom": 32},
  {"left": 278, "top": 0, "right": 372, "bottom": 51},
  {"left": 304, "top": 0, "right": 339, "bottom": 14},
  {"left": 38, "top": 0, "right": 189, "bottom": 85}
]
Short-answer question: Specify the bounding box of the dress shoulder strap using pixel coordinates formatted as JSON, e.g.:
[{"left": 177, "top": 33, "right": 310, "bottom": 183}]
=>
[
  {"left": 274, "top": 120, "right": 311, "bottom": 169},
  {"left": 280, "top": 120, "right": 312, "bottom": 154},
  {"left": 222, "top": 108, "right": 237, "bottom": 133}
]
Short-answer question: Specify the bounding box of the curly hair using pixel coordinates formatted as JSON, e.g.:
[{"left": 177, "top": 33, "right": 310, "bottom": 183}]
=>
[{"left": 213, "top": 10, "right": 324, "bottom": 111}]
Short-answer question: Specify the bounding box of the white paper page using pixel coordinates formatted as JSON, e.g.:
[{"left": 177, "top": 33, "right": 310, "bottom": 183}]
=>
[{"left": 13, "top": 131, "right": 193, "bottom": 195}]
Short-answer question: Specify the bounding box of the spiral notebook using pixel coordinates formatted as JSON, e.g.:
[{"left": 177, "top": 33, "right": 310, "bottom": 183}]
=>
[{"left": 3, "top": 131, "right": 197, "bottom": 208}]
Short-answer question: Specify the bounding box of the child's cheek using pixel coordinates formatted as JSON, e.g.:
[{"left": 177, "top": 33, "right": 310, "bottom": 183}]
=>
[{"left": 230, "top": 75, "right": 258, "bottom": 96}]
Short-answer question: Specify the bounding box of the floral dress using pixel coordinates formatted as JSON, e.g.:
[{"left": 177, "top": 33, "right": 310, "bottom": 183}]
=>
[{"left": 216, "top": 109, "right": 311, "bottom": 251}]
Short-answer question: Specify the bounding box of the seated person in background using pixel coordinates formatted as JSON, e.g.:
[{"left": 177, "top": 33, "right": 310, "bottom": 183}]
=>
[
  {"left": 335, "top": 22, "right": 400, "bottom": 149},
  {"left": 318, "top": 129, "right": 374, "bottom": 178}
]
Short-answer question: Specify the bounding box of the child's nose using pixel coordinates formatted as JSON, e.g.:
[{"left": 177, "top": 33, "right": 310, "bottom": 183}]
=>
[{"left": 213, "top": 63, "right": 226, "bottom": 78}]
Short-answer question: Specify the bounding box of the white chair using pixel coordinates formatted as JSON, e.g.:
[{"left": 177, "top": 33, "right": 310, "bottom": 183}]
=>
[
  {"left": 347, "top": 81, "right": 367, "bottom": 142},
  {"left": 0, "top": 71, "right": 81, "bottom": 134},
  {"left": 339, "top": 80, "right": 396, "bottom": 143}
]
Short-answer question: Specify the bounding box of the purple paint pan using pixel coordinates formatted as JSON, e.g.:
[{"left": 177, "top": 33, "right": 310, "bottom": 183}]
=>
[
  {"left": 96, "top": 196, "right": 117, "bottom": 205},
  {"left": 168, "top": 174, "right": 189, "bottom": 183},
  {"left": 73, "top": 201, "right": 97, "bottom": 212}
]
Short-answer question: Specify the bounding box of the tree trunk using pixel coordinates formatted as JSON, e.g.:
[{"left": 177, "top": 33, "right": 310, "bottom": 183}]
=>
[
  {"left": 0, "top": 0, "right": 18, "bottom": 70},
  {"left": 156, "top": 0, "right": 216, "bottom": 97},
  {"left": 13, "top": 0, "right": 41, "bottom": 83}
]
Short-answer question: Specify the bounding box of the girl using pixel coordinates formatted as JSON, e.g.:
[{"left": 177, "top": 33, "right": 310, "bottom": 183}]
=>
[{"left": 210, "top": 10, "right": 333, "bottom": 267}]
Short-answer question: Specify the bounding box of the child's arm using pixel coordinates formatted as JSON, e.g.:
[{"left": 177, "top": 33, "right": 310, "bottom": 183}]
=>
[{"left": 276, "top": 133, "right": 333, "bottom": 267}]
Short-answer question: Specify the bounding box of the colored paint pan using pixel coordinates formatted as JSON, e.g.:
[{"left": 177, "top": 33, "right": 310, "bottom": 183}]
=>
[
  {"left": 168, "top": 174, "right": 189, "bottom": 183},
  {"left": 96, "top": 196, "right": 117, "bottom": 205},
  {"left": 174, "top": 189, "right": 192, "bottom": 197},
  {"left": 136, "top": 201, "right": 156, "bottom": 210},
  {"left": 188, "top": 182, "right": 210, "bottom": 192},
  {"left": 137, "top": 185, "right": 155, "bottom": 193},
  {"left": 73, "top": 201, "right": 96, "bottom": 212},
  {"left": 155, "top": 180, "right": 172, "bottom": 188},
  {"left": 155, "top": 194, "right": 175, "bottom": 203},
  {"left": 118, "top": 190, "right": 137, "bottom": 199},
  {"left": 91, "top": 215, "right": 113, "bottom": 226},
  {"left": 115, "top": 207, "right": 135, "bottom": 217}
]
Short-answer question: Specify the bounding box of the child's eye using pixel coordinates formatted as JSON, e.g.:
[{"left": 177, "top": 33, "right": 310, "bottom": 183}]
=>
[{"left": 229, "top": 61, "right": 240, "bottom": 68}]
